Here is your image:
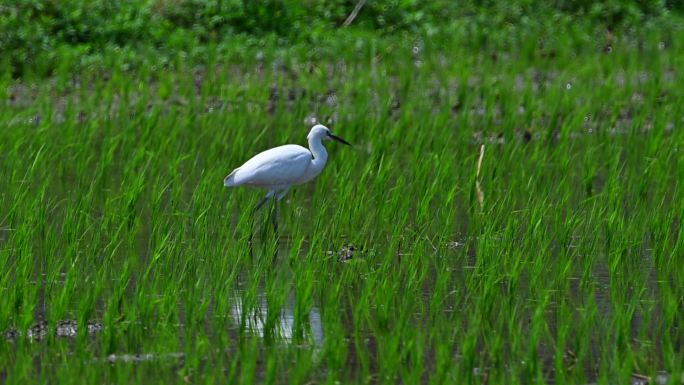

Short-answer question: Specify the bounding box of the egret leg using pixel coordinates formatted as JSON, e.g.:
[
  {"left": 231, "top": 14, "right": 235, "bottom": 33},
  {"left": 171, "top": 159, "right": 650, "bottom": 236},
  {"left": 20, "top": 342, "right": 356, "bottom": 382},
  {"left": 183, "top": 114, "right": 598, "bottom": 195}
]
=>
[
  {"left": 248, "top": 208, "right": 257, "bottom": 249},
  {"left": 275, "top": 187, "right": 290, "bottom": 201},
  {"left": 271, "top": 187, "right": 289, "bottom": 233},
  {"left": 271, "top": 195, "right": 279, "bottom": 233},
  {"left": 254, "top": 190, "right": 275, "bottom": 213},
  {"left": 250, "top": 190, "right": 275, "bottom": 246}
]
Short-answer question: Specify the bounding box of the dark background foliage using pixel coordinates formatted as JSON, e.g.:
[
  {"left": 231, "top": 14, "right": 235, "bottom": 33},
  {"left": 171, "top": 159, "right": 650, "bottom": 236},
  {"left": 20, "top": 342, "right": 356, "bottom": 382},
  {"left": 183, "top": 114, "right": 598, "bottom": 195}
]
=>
[{"left": 1, "top": 0, "right": 682, "bottom": 76}]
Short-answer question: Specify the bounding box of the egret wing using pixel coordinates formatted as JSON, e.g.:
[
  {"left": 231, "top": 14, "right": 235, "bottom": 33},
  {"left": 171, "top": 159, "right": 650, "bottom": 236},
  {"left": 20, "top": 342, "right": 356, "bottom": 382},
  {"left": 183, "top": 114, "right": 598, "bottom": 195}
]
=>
[{"left": 226, "top": 145, "right": 311, "bottom": 187}]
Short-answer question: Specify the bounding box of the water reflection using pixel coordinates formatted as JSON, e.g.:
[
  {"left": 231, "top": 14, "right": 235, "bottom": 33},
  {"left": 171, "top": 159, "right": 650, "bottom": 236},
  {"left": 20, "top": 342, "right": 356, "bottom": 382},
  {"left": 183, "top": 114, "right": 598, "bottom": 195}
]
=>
[{"left": 229, "top": 290, "right": 324, "bottom": 352}]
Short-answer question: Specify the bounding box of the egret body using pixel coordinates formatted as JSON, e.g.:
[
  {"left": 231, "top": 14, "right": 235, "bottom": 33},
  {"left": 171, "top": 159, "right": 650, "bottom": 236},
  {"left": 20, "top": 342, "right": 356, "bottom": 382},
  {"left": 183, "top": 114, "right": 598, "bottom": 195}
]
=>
[{"left": 224, "top": 124, "right": 350, "bottom": 222}]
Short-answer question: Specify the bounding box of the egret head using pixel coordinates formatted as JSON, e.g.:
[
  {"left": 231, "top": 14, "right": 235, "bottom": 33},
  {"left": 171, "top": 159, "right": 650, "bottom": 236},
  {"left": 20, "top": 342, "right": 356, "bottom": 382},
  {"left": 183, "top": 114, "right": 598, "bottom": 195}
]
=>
[{"left": 308, "top": 124, "right": 351, "bottom": 145}]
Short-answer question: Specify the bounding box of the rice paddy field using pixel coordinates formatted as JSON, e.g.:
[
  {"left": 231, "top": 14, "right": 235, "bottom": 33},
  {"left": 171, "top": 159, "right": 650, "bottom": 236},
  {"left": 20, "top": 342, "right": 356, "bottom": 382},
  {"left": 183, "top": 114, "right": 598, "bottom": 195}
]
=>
[{"left": 1, "top": 23, "right": 684, "bottom": 385}]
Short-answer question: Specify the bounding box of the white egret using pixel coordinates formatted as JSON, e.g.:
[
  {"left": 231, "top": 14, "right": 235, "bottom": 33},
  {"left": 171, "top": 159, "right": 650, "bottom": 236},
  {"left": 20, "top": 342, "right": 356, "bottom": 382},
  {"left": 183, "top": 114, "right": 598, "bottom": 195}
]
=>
[{"left": 224, "top": 124, "right": 351, "bottom": 229}]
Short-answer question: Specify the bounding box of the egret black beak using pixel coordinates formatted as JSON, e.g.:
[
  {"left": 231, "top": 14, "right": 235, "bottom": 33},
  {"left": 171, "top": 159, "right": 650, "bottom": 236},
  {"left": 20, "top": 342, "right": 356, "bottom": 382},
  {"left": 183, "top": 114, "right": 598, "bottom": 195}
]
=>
[{"left": 329, "top": 133, "right": 351, "bottom": 146}]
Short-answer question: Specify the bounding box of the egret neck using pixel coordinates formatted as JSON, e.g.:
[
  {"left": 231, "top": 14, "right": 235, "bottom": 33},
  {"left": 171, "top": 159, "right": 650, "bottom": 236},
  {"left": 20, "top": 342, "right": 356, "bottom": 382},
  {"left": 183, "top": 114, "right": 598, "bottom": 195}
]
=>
[{"left": 307, "top": 134, "right": 329, "bottom": 178}]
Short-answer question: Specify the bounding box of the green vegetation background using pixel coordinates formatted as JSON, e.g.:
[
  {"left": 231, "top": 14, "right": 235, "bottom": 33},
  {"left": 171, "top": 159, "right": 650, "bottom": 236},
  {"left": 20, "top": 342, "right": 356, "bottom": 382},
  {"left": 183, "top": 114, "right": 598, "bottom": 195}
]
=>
[{"left": 2, "top": 0, "right": 683, "bottom": 77}]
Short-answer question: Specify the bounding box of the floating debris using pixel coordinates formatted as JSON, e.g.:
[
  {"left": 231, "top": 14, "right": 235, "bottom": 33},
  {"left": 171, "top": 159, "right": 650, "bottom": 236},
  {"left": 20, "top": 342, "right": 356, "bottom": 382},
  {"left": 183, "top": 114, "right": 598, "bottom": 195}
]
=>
[
  {"left": 28, "top": 320, "right": 48, "bottom": 340},
  {"left": 630, "top": 371, "right": 683, "bottom": 385},
  {"left": 447, "top": 241, "right": 464, "bottom": 249},
  {"left": 3, "top": 319, "right": 103, "bottom": 341},
  {"left": 326, "top": 244, "right": 364, "bottom": 262},
  {"left": 56, "top": 320, "right": 78, "bottom": 337},
  {"left": 339, "top": 244, "right": 365, "bottom": 262},
  {"left": 87, "top": 322, "right": 104, "bottom": 334},
  {"left": 3, "top": 328, "right": 20, "bottom": 340},
  {"left": 338, "top": 244, "right": 357, "bottom": 262},
  {"left": 106, "top": 352, "right": 185, "bottom": 364}
]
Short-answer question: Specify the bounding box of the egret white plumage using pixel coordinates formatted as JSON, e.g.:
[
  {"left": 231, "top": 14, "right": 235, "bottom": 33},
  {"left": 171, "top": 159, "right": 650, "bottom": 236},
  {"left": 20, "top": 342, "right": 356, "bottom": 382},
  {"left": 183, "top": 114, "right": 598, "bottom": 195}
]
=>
[{"left": 224, "top": 124, "right": 350, "bottom": 228}]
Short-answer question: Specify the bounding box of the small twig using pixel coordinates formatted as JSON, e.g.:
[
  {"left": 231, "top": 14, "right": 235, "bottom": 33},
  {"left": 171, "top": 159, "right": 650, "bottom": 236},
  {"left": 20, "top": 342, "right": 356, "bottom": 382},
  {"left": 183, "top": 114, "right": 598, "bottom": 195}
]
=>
[
  {"left": 476, "top": 144, "right": 485, "bottom": 178},
  {"left": 342, "top": 0, "right": 368, "bottom": 27},
  {"left": 476, "top": 144, "right": 485, "bottom": 209},
  {"left": 631, "top": 373, "right": 650, "bottom": 381}
]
